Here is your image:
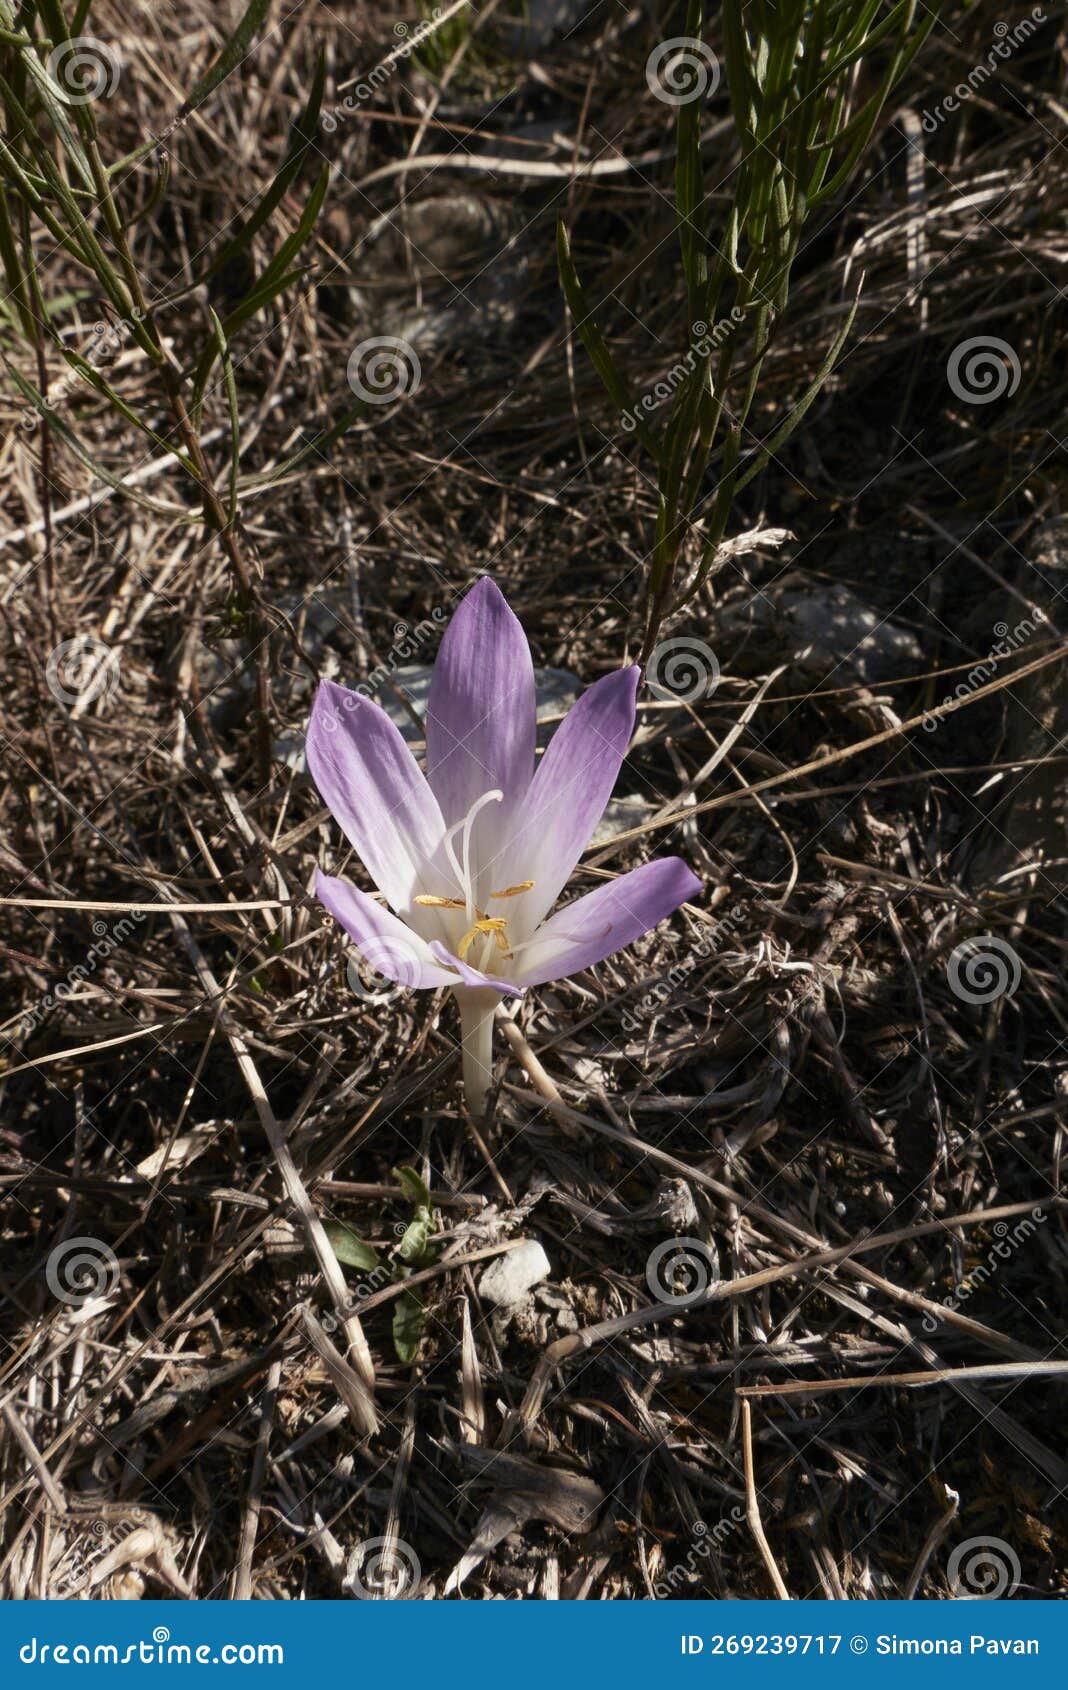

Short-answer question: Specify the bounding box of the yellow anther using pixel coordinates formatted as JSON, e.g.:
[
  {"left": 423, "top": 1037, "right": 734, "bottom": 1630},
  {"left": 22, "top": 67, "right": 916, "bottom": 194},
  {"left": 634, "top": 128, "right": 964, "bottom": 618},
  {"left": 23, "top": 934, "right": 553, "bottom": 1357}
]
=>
[
  {"left": 457, "top": 917, "right": 508, "bottom": 961},
  {"left": 415, "top": 870, "right": 532, "bottom": 969}
]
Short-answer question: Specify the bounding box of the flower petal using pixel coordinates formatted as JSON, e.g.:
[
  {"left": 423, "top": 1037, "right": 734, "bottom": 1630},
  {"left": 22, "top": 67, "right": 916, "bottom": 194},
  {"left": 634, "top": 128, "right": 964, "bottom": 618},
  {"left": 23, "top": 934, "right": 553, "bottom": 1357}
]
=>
[
  {"left": 511, "top": 858, "right": 701, "bottom": 987},
  {"left": 307, "top": 679, "right": 446, "bottom": 918},
  {"left": 498, "top": 666, "right": 639, "bottom": 932},
  {"left": 316, "top": 871, "right": 458, "bottom": 988},
  {"left": 427, "top": 940, "right": 523, "bottom": 997},
  {"left": 426, "top": 578, "right": 536, "bottom": 834}
]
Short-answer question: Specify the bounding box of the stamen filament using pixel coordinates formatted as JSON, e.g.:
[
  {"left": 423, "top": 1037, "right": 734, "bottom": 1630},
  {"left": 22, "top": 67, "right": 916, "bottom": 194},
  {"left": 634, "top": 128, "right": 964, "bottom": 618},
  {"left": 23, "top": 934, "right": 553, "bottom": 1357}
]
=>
[
  {"left": 416, "top": 796, "right": 533, "bottom": 973},
  {"left": 442, "top": 788, "right": 503, "bottom": 920}
]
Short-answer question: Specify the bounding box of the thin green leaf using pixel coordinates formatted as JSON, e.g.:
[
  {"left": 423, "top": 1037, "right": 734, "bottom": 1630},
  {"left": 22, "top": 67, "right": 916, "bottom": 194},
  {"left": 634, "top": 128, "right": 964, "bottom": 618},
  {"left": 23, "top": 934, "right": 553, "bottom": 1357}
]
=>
[
  {"left": 62, "top": 347, "right": 195, "bottom": 460},
  {"left": 189, "top": 160, "right": 326, "bottom": 395},
  {"left": 734, "top": 286, "right": 860, "bottom": 494},
  {"left": 226, "top": 265, "right": 308, "bottom": 334},
  {"left": 722, "top": 1, "right": 758, "bottom": 154},
  {"left": 0, "top": 61, "right": 96, "bottom": 191},
  {"left": 675, "top": 0, "right": 706, "bottom": 316},
  {"left": 0, "top": 190, "right": 34, "bottom": 337},
  {"left": 24, "top": 1, "right": 107, "bottom": 173},
  {"left": 128, "top": 151, "right": 171, "bottom": 228},
  {"left": 240, "top": 396, "right": 372, "bottom": 487},
  {"left": 811, "top": 12, "right": 939, "bottom": 202},
  {"left": 254, "top": 163, "right": 328, "bottom": 296},
  {"left": 184, "top": 0, "right": 274, "bottom": 114},
  {"left": 556, "top": 220, "right": 658, "bottom": 460},
  {"left": 191, "top": 264, "right": 308, "bottom": 401},
  {"left": 0, "top": 126, "right": 131, "bottom": 316},
  {"left": 205, "top": 306, "right": 241, "bottom": 521},
  {"left": 201, "top": 53, "right": 326, "bottom": 283},
  {"left": 819, "top": 0, "right": 916, "bottom": 83},
  {"left": 4, "top": 361, "right": 192, "bottom": 517}
]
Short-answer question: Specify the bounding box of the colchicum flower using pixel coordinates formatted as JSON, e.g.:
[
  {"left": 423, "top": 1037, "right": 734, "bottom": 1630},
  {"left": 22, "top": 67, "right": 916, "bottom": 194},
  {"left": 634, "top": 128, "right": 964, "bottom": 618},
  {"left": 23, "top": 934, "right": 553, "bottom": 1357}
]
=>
[{"left": 307, "top": 579, "right": 701, "bottom": 1111}]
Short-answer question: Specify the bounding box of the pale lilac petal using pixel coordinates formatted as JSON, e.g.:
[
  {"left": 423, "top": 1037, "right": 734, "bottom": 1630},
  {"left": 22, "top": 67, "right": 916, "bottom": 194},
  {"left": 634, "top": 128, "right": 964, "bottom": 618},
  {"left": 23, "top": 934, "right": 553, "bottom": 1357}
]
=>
[
  {"left": 427, "top": 940, "right": 523, "bottom": 998},
  {"left": 307, "top": 680, "right": 446, "bottom": 918},
  {"left": 496, "top": 666, "right": 639, "bottom": 930},
  {"left": 426, "top": 579, "right": 536, "bottom": 834},
  {"left": 316, "top": 871, "right": 457, "bottom": 989},
  {"left": 511, "top": 858, "right": 701, "bottom": 988}
]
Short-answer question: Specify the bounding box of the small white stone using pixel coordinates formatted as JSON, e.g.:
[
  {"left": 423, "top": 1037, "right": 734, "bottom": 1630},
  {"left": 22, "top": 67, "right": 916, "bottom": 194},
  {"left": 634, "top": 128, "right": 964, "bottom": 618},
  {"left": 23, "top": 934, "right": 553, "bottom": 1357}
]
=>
[{"left": 479, "top": 1241, "right": 551, "bottom": 1308}]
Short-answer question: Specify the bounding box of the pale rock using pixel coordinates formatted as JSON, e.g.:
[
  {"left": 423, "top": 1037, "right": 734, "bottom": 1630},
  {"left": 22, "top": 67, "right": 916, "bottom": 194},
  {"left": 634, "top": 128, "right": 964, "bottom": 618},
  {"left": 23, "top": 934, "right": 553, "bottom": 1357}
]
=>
[{"left": 479, "top": 1240, "right": 551, "bottom": 1308}]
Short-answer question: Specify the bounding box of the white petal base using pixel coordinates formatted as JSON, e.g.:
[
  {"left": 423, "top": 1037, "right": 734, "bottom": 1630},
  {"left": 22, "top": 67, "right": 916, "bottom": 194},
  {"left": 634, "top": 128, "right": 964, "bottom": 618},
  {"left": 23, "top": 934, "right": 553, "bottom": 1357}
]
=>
[{"left": 453, "top": 986, "right": 500, "bottom": 1116}]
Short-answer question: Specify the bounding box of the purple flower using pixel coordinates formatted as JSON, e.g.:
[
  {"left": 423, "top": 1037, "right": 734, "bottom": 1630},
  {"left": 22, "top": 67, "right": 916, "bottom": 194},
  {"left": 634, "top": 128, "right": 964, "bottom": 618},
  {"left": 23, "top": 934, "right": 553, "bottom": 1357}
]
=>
[{"left": 307, "top": 578, "right": 701, "bottom": 1109}]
